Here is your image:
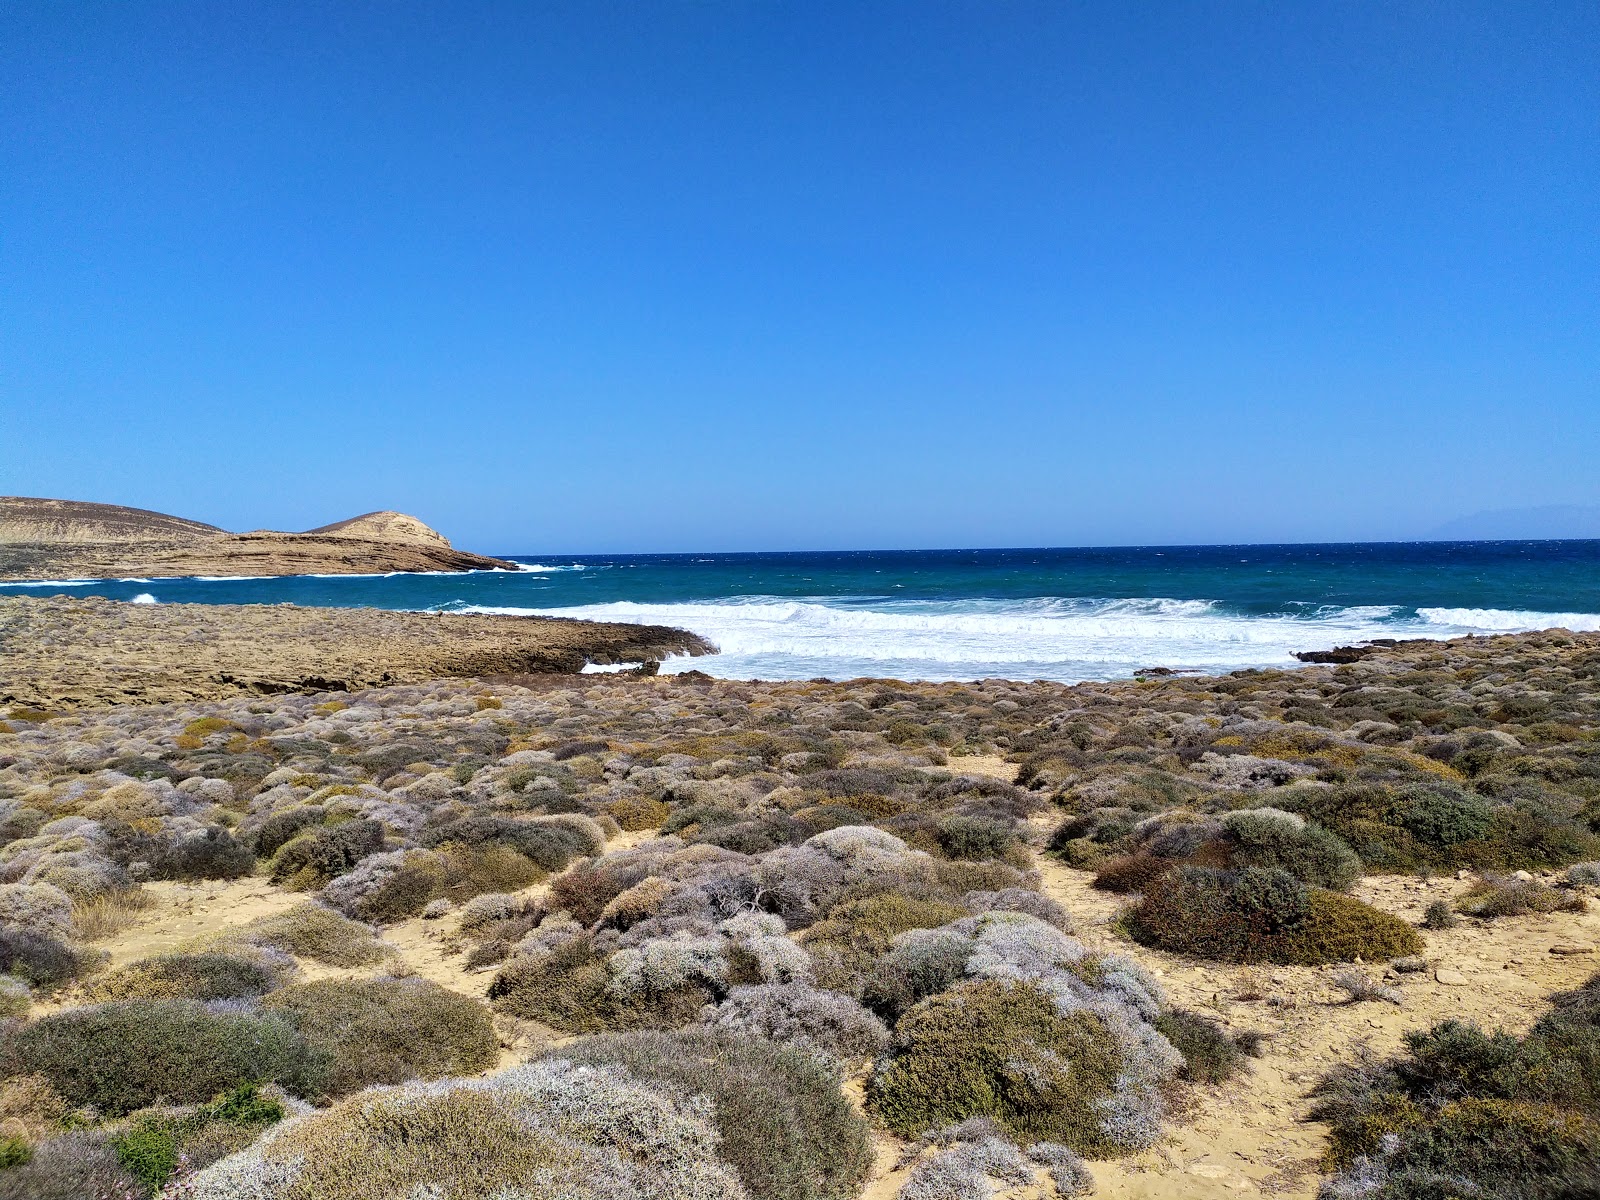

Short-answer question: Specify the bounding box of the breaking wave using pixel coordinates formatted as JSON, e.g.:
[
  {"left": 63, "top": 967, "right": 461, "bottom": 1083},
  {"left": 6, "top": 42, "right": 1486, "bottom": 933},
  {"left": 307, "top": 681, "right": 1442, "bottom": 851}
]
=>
[{"left": 437, "top": 595, "right": 1600, "bottom": 682}]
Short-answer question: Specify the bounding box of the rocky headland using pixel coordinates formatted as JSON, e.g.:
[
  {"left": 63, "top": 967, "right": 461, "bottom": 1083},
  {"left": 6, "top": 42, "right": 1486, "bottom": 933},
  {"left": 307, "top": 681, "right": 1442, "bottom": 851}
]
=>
[
  {"left": 0, "top": 595, "right": 715, "bottom": 708},
  {"left": 0, "top": 496, "right": 517, "bottom": 580}
]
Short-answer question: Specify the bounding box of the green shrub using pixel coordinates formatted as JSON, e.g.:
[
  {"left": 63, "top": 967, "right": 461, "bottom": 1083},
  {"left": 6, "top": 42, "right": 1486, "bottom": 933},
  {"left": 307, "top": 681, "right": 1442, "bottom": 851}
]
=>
[
  {"left": 0, "top": 929, "right": 90, "bottom": 991},
  {"left": 1, "top": 1000, "right": 323, "bottom": 1114},
  {"left": 870, "top": 979, "right": 1128, "bottom": 1155},
  {"left": 422, "top": 815, "right": 600, "bottom": 872},
  {"left": 557, "top": 1027, "right": 873, "bottom": 1200},
  {"left": 261, "top": 977, "right": 498, "bottom": 1099},
  {"left": 1313, "top": 988, "right": 1600, "bottom": 1199},
  {"left": 251, "top": 806, "right": 326, "bottom": 858},
  {"left": 269, "top": 819, "right": 384, "bottom": 888},
  {"left": 111, "top": 1122, "right": 177, "bottom": 1191},
  {"left": 1154, "top": 1009, "right": 1257, "bottom": 1084},
  {"left": 111, "top": 1084, "right": 285, "bottom": 1191},
  {"left": 1223, "top": 812, "right": 1362, "bottom": 890},
  {"left": 224, "top": 902, "right": 389, "bottom": 966},
  {"left": 1396, "top": 783, "right": 1495, "bottom": 849},
  {"left": 145, "top": 827, "right": 256, "bottom": 881},
  {"left": 802, "top": 893, "right": 968, "bottom": 990},
  {"left": 83, "top": 950, "right": 282, "bottom": 1002},
  {"left": 1126, "top": 866, "right": 1422, "bottom": 965},
  {"left": 935, "top": 815, "right": 1016, "bottom": 860},
  {"left": 1421, "top": 899, "right": 1458, "bottom": 929},
  {"left": 0, "top": 1136, "right": 28, "bottom": 1168}
]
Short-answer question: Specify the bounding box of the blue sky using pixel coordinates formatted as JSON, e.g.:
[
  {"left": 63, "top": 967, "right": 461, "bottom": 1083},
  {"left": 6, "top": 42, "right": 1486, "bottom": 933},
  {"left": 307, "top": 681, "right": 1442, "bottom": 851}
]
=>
[{"left": 3, "top": 2, "right": 1597, "bottom": 553}]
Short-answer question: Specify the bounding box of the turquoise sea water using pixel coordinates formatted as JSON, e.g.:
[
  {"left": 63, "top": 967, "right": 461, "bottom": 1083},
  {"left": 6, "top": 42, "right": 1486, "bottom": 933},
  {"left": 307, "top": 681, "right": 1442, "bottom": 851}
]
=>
[{"left": 6, "top": 542, "right": 1599, "bottom": 682}]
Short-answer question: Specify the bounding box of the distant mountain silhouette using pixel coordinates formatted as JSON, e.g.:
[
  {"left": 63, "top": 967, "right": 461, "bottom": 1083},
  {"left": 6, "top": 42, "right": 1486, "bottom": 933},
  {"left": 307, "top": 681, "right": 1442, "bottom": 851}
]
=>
[{"left": 1428, "top": 505, "right": 1600, "bottom": 541}]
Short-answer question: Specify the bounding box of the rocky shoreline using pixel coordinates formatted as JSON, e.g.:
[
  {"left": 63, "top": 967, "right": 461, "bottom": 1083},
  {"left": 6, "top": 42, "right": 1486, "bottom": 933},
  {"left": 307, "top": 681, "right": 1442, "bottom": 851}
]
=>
[
  {"left": 0, "top": 595, "right": 715, "bottom": 708},
  {"left": 0, "top": 533, "right": 516, "bottom": 581}
]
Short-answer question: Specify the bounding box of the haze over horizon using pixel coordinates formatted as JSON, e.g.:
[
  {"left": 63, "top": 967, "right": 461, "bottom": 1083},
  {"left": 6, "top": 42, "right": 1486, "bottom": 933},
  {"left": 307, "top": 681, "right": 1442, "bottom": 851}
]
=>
[{"left": 5, "top": 3, "right": 1597, "bottom": 553}]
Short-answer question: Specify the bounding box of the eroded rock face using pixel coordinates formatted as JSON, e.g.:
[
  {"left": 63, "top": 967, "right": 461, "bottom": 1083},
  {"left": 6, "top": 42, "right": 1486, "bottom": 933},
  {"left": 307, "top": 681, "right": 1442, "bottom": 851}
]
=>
[{"left": 0, "top": 497, "right": 514, "bottom": 579}]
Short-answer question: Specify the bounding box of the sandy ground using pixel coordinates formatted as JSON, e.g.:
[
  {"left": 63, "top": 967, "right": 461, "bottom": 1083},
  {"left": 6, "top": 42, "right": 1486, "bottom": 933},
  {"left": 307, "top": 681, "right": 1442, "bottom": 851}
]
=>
[{"left": 54, "top": 776, "right": 1600, "bottom": 1200}]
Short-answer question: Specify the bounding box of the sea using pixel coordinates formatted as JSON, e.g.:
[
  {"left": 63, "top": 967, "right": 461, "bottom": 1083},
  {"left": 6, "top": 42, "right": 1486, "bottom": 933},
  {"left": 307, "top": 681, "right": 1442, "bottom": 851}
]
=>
[{"left": 6, "top": 542, "right": 1600, "bottom": 684}]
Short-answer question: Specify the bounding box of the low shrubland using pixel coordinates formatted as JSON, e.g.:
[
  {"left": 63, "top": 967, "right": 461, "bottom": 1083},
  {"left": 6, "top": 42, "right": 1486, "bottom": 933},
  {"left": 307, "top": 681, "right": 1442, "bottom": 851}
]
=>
[
  {"left": 1313, "top": 970, "right": 1600, "bottom": 1199},
  {"left": 0, "top": 628, "right": 1597, "bottom": 1195}
]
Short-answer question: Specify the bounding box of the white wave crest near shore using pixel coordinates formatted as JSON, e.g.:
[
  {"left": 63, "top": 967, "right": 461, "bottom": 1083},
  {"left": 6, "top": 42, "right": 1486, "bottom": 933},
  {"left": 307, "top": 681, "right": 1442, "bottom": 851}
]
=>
[{"left": 435, "top": 596, "right": 1600, "bottom": 683}]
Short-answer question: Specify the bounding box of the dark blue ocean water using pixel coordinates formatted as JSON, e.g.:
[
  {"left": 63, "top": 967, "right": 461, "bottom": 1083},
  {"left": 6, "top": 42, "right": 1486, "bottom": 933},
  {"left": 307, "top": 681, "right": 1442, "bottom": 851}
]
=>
[{"left": 7, "top": 541, "right": 1598, "bottom": 682}]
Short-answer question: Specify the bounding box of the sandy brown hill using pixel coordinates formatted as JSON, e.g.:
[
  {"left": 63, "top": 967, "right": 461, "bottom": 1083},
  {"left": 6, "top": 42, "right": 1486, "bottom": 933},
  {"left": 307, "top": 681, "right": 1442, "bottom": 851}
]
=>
[
  {"left": 0, "top": 496, "right": 222, "bottom": 544},
  {"left": 303, "top": 510, "right": 453, "bottom": 546},
  {"left": 0, "top": 496, "right": 515, "bottom": 580}
]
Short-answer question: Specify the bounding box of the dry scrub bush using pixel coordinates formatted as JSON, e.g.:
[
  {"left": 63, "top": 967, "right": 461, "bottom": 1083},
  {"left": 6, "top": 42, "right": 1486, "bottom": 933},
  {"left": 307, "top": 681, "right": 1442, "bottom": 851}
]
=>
[
  {"left": 0, "top": 1000, "right": 322, "bottom": 1114},
  {"left": 184, "top": 1059, "right": 748, "bottom": 1200},
  {"left": 556, "top": 1027, "right": 873, "bottom": 1200},
  {"left": 0, "top": 882, "right": 74, "bottom": 940},
  {"left": 702, "top": 982, "right": 890, "bottom": 1061},
  {"left": 868, "top": 912, "right": 1179, "bottom": 1152},
  {"left": 260, "top": 976, "right": 498, "bottom": 1098},
  {"left": 0, "top": 926, "right": 94, "bottom": 991},
  {"left": 1126, "top": 866, "right": 1422, "bottom": 965},
  {"left": 1152, "top": 1009, "right": 1261, "bottom": 1083},
  {"left": 872, "top": 979, "right": 1133, "bottom": 1154},
  {"left": 490, "top": 910, "right": 810, "bottom": 1033},
  {"left": 83, "top": 949, "right": 289, "bottom": 1002},
  {"left": 69, "top": 886, "right": 156, "bottom": 941},
  {"left": 208, "top": 902, "right": 390, "bottom": 967},
  {"left": 0, "top": 1128, "right": 137, "bottom": 1200},
  {"left": 895, "top": 1118, "right": 1095, "bottom": 1200},
  {"left": 1454, "top": 874, "right": 1587, "bottom": 920}
]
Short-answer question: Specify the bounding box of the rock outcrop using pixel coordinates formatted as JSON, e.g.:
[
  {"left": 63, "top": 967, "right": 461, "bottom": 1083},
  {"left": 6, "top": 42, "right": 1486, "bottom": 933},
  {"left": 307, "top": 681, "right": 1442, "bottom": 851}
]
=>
[
  {"left": 0, "top": 595, "right": 715, "bottom": 708},
  {"left": 0, "top": 497, "right": 516, "bottom": 580}
]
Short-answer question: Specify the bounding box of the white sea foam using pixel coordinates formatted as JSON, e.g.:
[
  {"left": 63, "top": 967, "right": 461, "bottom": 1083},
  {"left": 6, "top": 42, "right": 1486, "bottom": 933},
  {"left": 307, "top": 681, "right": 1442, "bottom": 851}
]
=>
[
  {"left": 0, "top": 579, "right": 101, "bottom": 587},
  {"left": 130, "top": 593, "right": 158, "bottom": 605},
  {"left": 435, "top": 595, "right": 1600, "bottom": 683},
  {"left": 1416, "top": 607, "right": 1600, "bottom": 633}
]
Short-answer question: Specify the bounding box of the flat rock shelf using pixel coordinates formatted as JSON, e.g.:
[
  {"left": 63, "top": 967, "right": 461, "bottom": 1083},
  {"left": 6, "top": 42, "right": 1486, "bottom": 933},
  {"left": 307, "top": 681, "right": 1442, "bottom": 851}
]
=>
[{"left": 0, "top": 595, "right": 714, "bottom": 708}]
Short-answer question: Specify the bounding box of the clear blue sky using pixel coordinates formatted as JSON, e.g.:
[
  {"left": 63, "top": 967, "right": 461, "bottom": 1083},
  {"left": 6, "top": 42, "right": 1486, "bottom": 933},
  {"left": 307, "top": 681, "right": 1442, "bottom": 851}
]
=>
[{"left": 4, "top": 2, "right": 1597, "bottom": 553}]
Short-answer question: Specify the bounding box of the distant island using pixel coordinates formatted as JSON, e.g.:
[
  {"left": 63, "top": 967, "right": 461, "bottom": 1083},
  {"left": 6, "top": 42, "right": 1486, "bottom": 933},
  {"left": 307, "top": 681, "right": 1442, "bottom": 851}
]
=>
[{"left": 0, "top": 496, "right": 517, "bottom": 580}]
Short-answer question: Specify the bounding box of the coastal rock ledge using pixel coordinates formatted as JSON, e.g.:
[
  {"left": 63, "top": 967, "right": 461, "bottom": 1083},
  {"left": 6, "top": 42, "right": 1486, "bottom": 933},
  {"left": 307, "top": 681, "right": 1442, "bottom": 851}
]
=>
[
  {"left": 0, "top": 496, "right": 518, "bottom": 580},
  {"left": 0, "top": 595, "right": 716, "bottom": 708}
]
